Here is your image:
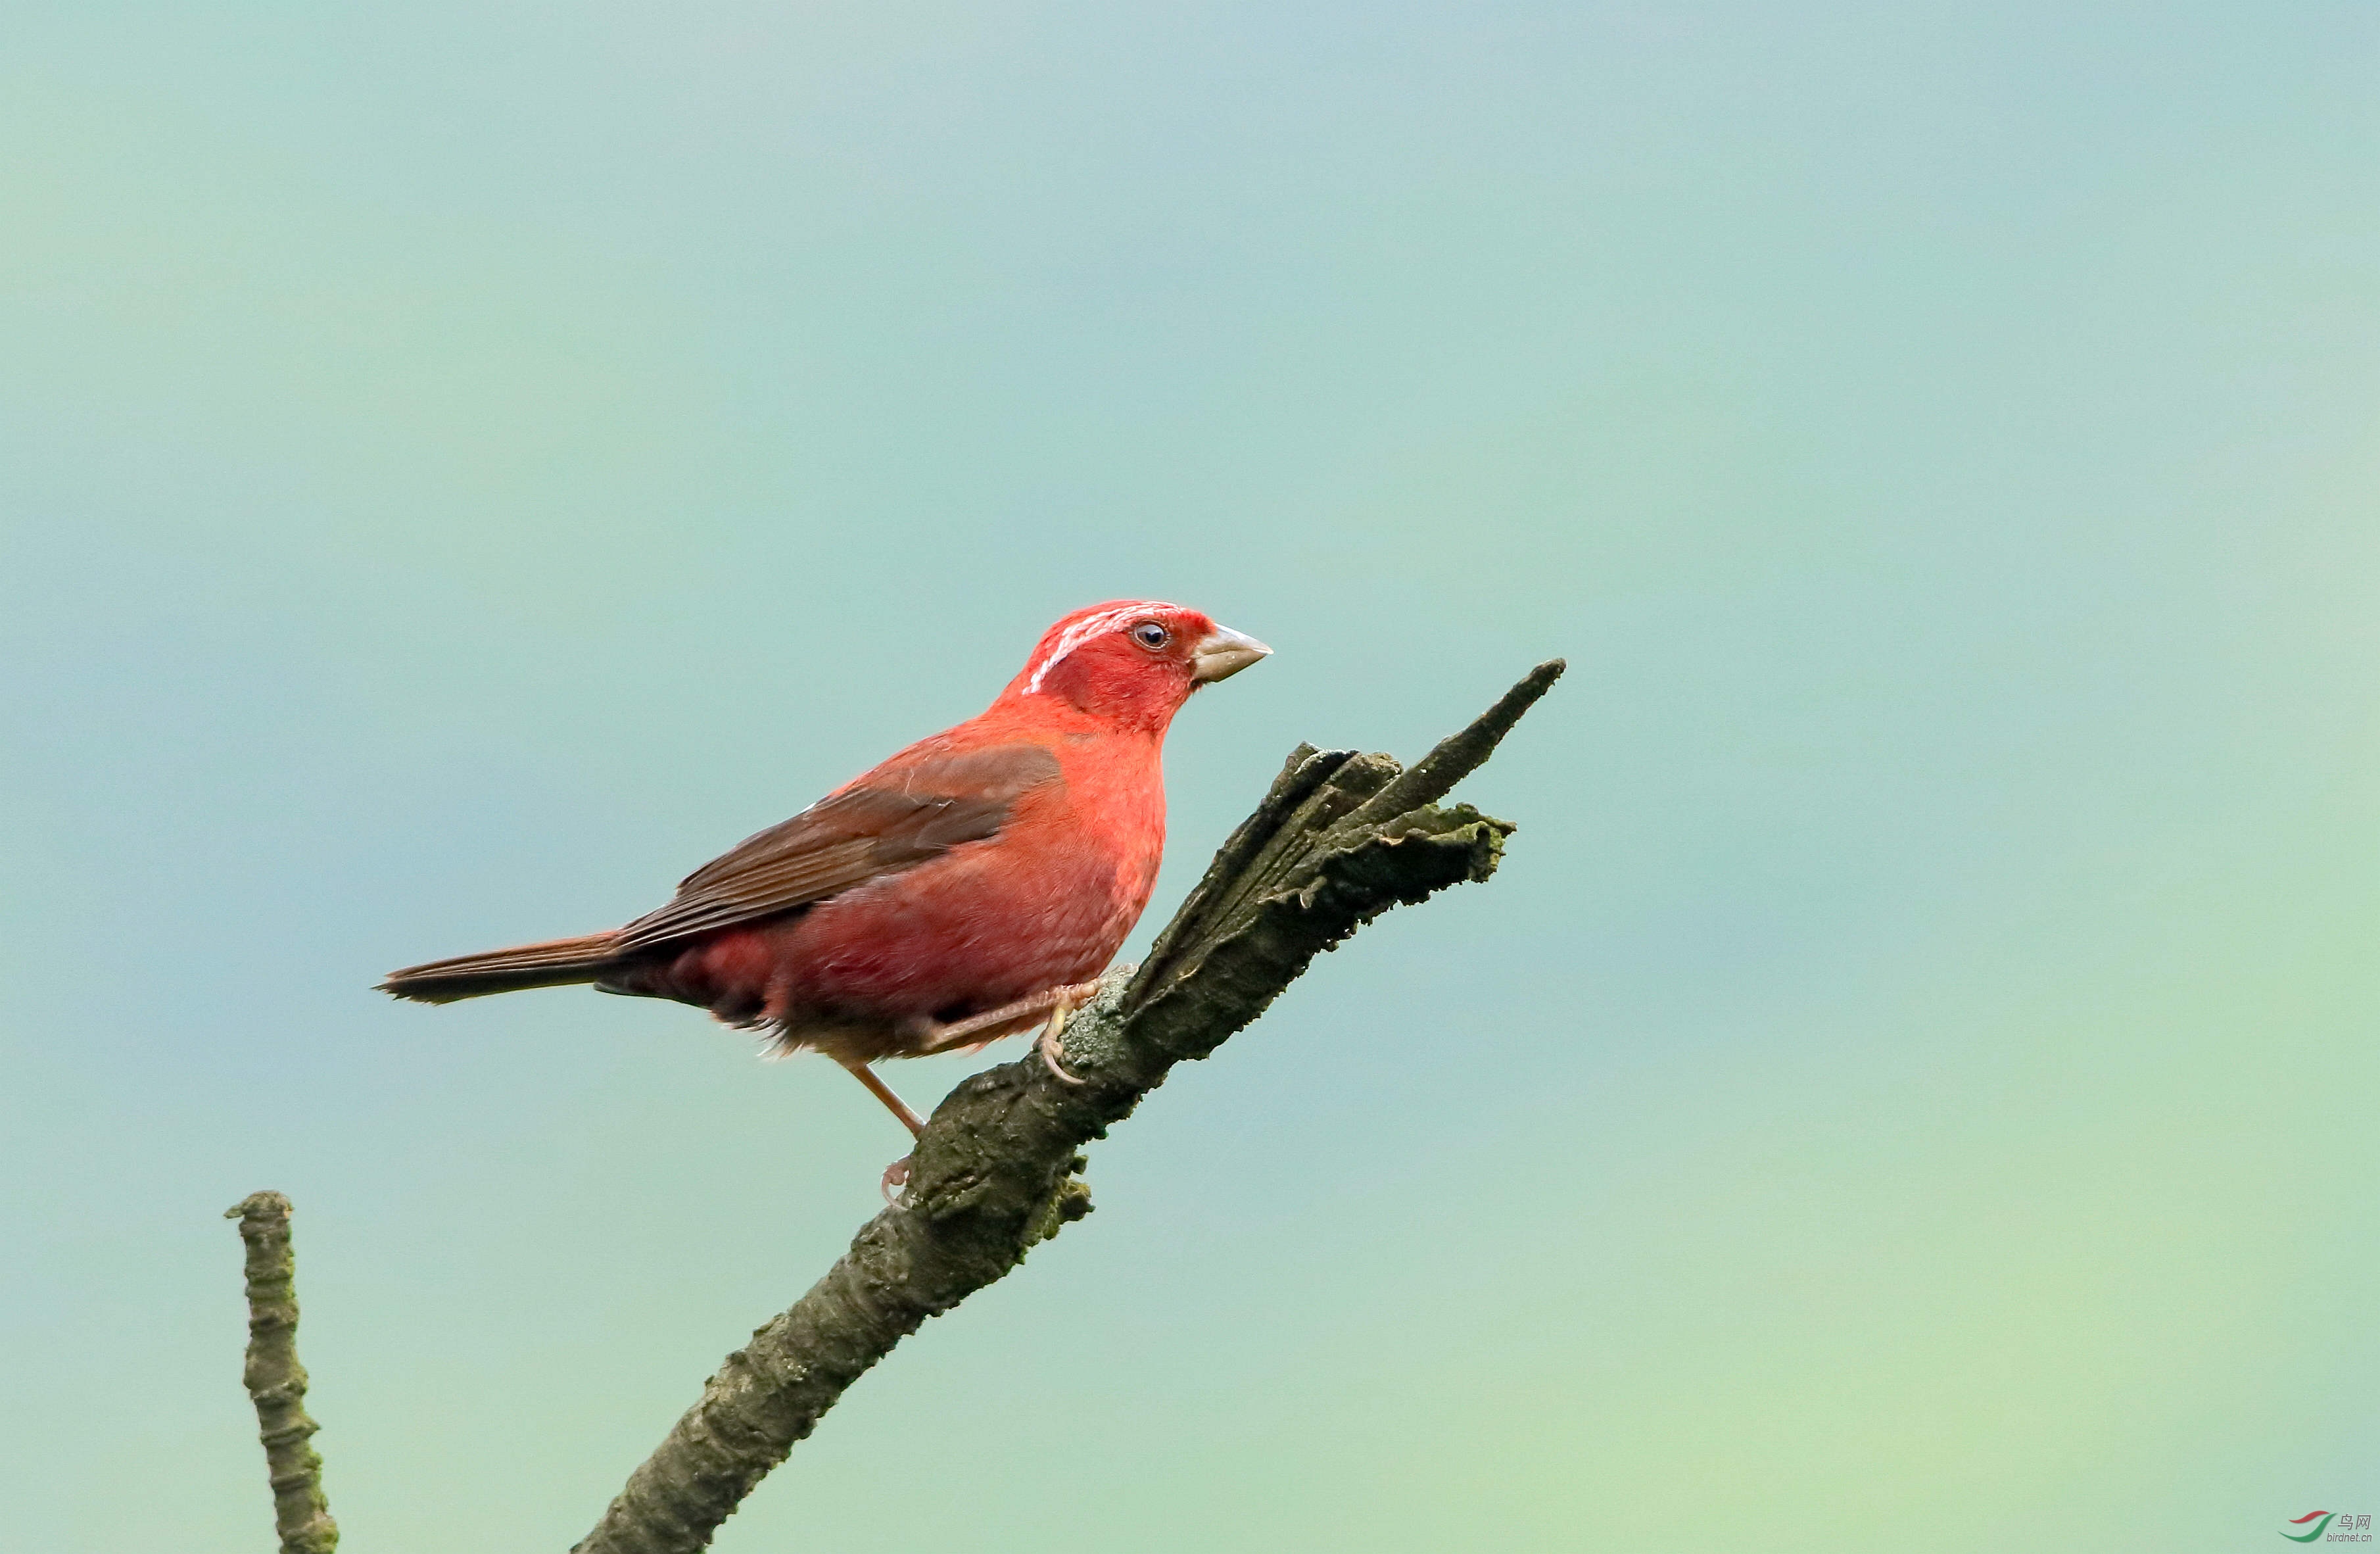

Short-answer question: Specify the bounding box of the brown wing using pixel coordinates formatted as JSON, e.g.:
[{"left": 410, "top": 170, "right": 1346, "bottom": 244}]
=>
[{"left": 614, "top": 742, "right": 1061, "bottom": 953}]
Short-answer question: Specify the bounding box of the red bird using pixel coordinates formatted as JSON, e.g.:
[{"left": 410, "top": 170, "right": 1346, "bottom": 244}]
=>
[{"left": 383, "top": 601, "right": 1269, "bottom": 1171}]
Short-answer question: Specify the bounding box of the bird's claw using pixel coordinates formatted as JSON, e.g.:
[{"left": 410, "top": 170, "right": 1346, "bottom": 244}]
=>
[
  {"left": 1039, "top": 1000, "right": 1087, "bottom": 1086},
  {"left": 881, "top": 1155, "right": 911, "bottom": 1205}
]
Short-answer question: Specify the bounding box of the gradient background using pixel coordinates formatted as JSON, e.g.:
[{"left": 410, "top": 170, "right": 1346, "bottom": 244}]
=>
[{"left": 3, "top": 4, "right": 2374, "bottom": 1550}]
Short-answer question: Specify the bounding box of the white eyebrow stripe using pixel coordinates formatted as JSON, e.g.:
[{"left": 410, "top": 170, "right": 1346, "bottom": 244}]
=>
[{"left": 1024, "top": 602, "right": 1178, "bottom": 693}]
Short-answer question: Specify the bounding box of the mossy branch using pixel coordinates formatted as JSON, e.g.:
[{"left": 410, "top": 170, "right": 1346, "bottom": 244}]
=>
[
  {"left": 226, "top": 1191, "right": 339, "bottom": 1554},
  {"left": 570, "top": 659, "right": 1563, "bottom": 1554}
]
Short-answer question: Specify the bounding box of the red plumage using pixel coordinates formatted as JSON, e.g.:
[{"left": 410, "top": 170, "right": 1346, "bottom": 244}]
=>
[{"left": 382, "top": 600, "right": 1269, "bottom": 1131}]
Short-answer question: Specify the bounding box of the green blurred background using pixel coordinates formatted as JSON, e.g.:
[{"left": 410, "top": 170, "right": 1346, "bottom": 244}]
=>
[{"left": 3, "top": 4, "right": 2373, "bottom": 1549}]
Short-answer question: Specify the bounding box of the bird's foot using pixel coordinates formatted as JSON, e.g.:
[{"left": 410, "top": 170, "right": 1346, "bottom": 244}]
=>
[
  {"left": 881, "top": 1154, "right": 912, "bottom": 1205},
  {"left": 1038, "top": 996, "right": 1088, "bottom": 1086}
]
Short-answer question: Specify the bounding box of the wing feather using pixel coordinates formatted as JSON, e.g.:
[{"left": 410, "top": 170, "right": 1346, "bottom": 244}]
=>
[{"left": 616, "top": 742, "right": 1060, "bottom": 952}]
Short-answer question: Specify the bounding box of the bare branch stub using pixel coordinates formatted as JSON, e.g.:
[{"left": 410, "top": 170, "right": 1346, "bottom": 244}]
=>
[
  {"left": 226, "top": 1191, "right": 339, "bottom": 1554},
  {"left": 571, "top": 659, "right": 1564, "bottom": 1554}
]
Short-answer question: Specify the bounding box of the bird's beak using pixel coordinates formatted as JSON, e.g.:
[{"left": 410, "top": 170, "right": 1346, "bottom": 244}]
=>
[{"left": 1190, "top": 624, "right": 1271, "bottom": 683}]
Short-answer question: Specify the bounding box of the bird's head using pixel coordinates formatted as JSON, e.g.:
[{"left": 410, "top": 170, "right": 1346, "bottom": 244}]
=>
[{"left": 1002, "top": 600, "right": 1270, "bottom": 733}]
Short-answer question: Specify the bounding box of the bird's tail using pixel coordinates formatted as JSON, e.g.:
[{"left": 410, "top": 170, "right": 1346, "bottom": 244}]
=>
[{"left": 379, "top": 932, "right": 627, "bottom": 1004}]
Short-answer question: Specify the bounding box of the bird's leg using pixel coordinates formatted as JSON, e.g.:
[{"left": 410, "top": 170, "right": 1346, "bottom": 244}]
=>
[
  {"left": 838, "top": 1057, "right": 928, "bottom": 1136},
  {"left": 907, "top": 980, "right": 1106, "bottom": 1056},
  {"left": 837, "top": 1057, "right": 927, "bottom": 1203},
  {"left": 861, "top": 980, "right": 1103, "bottom": 1200}
]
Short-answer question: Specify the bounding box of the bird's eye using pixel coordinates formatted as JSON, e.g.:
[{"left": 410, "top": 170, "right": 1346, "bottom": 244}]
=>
[{"left": 1130, "top": 621, "right": 1170, "bottom": 650}]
